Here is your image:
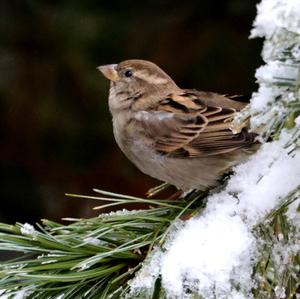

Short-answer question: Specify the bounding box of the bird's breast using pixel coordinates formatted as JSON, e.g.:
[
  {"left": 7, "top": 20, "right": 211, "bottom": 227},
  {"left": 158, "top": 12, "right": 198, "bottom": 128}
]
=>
[
  {"left": 112, "top": 114, "right": 166, "bottom": 176},
  {"left": 112, "top": 114, "right": 146, "bottom": 158}
]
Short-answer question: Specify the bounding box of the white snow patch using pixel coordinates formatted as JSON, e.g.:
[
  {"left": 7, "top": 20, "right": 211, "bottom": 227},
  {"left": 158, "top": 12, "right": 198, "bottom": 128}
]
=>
[
  {"left": 286, "top": 194, "right": 300, "bottom": 227},
  {"left": 20, "top": 223, "right": 38, "bottom": 239},
  {"left": 225, "top": 133, "right": 300, "bottom": 226},
  {"left": 250, "top": 85, "right": 280, "bottom": 112},
  {"left": 272, "top": 241, "right": 300, "bottom": 276},
  {"left": 255, "top": 61, "right": 299, "bottom": 84},
  {"left": 0, "top": 288, "right": 33, "bottom": 299},
  {"left": 295, "top": 115, "right": 300, "bottom": 126},
  {"left": 129, "top": 248, "right": 163, "bottom": 292},
  {"left": 274, "top": 286, "right": 286, "bottom": 298},
  {"left": 0, "top": 290, "right": 9, "bottom": 299},
  {"left": 14, "top": 289, "right": 28, "bottom": 299},
  {"left": 292, "top": 45, "right": 300, "bottom": 60},
  {"left": 161, "top": 213, "right": 255, "bottom": 298},
  {"left": 98, "top": 208, "right": 140, "bottom": 217},
  {"left": 83, "top": 237, "right": 102, "bottom": 246},
  {"left": 250, "top": 0, "right": 300, "bottom": 38},
  {"left": 41, "top": 260, "right": 57, "bottom": 265}
]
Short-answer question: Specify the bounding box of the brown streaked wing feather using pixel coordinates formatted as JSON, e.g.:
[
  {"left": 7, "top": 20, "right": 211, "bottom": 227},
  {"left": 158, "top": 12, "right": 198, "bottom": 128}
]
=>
[
  {"left": 189, "top": 130, "right": 256, "bottom": 156},
  {"left": 183, "top": 89, "right": 248, "bottom": 110},
  {"left": 136, "top": 110, "right": 207, "bottom": 153},
  {"left": 137, "top": 91, "right": 255, "bottom": 158}
]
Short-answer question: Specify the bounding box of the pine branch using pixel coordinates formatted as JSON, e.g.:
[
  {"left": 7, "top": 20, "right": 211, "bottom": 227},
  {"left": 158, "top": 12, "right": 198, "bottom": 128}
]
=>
[{"left": 0, "top": 191, "right": 207, "bottom": 298}]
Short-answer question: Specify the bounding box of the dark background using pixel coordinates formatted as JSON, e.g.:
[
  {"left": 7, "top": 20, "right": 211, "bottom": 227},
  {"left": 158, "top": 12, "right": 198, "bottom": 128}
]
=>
[{"left": 0, "top": 0, "right": 262, "bottom": 223}]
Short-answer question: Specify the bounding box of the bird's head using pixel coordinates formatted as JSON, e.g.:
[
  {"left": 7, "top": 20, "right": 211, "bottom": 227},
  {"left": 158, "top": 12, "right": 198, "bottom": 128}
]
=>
[{"left": 98, "top": 59, "right": 178, "bottom": 113}]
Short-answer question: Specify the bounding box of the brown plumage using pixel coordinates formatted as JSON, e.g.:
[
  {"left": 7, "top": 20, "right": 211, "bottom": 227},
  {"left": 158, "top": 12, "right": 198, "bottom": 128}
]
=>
[{"left": 98, "top": 59, "right": 258, "bottom": 190}]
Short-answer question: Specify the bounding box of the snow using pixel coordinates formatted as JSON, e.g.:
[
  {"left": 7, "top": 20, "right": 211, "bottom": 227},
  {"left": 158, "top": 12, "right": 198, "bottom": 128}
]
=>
[
  {"left": 0, "top": 290, "right": 8, "bottom": 299},
  {"left": 161, "top": 214, "right": 255, "bottom": 298},
  {"left": 14, "top": 290, "right": 28, "bottom": 299},
  {"left": 20, "top": 223, "right": 38, "bottom": 239},
  {"left": 255, "top": 61, "right": 299, "bottom": 85},
  {"left": 250, "top": 0, "right": 300, "bottom": 38},
  {"left": 250, "top": 85, "right": 280, "bottom": 112},
  {"left": 247, "top": 0, "right": 300, "bottom": 134},
  {"left": 98, "top": 208, "right": 140, "bottom": 217},
  {"left": 41, "top": 260, "right": 57, "bottom": 265},
  {"left": 128, "top": 248, "right": 163, "bottom": 292},
  {"left": 292, "top": 45, "right": 300, "bottom": 60},
  {"left": 83, "top": 237, "right": 102, "bottom": 246},
  {"left": 274, "top": 286, "right": 286, "bottom": 299},
  {"left": 271, "top": 241, "right": 299, "bottom": 276},
  {"left": 225, "top": 133, "right": 300, "bottom": 226},
  {"left": 0, "top": 288, "right": 33, "bottom": 299},
  {"left": 286, "top": 194, "right": 300, "bottom": 227}
]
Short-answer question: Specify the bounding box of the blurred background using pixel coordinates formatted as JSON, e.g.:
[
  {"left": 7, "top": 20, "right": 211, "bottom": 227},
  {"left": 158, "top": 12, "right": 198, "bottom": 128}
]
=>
[{"left": 0, "top": 0, "right": 262, "bottom": 223}]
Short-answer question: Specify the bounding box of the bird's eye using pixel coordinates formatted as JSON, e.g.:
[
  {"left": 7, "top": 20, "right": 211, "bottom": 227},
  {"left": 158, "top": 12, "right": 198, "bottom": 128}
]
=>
[{"left": 124, "top": 70, "right": 133, "bottom": 77}]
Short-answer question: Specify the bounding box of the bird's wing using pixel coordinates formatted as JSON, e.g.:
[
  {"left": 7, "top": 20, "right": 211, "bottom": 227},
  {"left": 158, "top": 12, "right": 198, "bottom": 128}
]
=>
[{"left": 135, "top": 90, "right": 255, "bottom": 158}]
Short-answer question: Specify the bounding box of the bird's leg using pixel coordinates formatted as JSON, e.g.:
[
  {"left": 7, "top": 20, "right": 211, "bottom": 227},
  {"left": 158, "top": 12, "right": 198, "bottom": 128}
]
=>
[{"left": 166, "top": 190, "right": 183, "bottom": 200}]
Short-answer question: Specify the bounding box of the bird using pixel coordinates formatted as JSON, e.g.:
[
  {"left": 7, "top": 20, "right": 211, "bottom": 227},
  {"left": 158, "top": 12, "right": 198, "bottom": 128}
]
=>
[{"left": 98, "top": 59, "right": 257, "bottom": 191}]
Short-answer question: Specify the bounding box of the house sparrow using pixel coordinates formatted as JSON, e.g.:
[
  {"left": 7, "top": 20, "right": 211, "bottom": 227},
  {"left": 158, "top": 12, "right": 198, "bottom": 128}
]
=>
[{"left": 98, "top": 59, "right": 257, "bottom": 191}]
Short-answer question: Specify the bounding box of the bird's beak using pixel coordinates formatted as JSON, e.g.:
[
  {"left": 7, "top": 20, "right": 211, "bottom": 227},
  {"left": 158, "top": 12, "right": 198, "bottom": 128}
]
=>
[{"left": 97, "top": 64, "right": 119, "bottom": 82}]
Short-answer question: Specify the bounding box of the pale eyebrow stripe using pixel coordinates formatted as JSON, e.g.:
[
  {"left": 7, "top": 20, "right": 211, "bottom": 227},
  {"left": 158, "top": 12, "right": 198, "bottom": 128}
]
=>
[{"left": 134, "top": 70, "right": 169, "bottom": 84}]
